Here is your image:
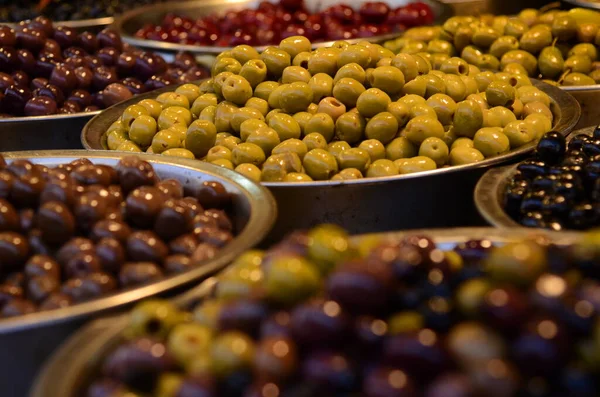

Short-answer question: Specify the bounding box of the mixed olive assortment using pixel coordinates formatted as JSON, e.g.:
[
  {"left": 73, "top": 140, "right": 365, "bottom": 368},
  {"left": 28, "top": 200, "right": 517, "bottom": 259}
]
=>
[
  {"left": 104, "top": 36, "right": 554, "bottom": 182},
  {"left": 88, "top": 224, "right": 600, "bottom": 396},
  {"left": 0, "top": 17, "right": 208, "bottom": 117},
  {"left": 0, "top": 154, "right": 236, "bottom": 318},
  {"left": 384, "top": 7, "right": 600, "bottom": 86},
  {"left": 134, "top": 0, "right": 434, "bottom": 47},
  {"left": 504, "top": 126, "right": 600, "bottom": 230},
  {"left": 0, "top": 0, "right": 166, "bottom": 23}
]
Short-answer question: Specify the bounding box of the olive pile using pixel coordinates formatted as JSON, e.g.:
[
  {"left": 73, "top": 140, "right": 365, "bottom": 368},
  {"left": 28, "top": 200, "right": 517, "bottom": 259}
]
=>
[
  {"left": 0, "top": 0, "right": 165, "bottom": 23},
  {"left": 504, "top": 126, "right": 600, "bottom": 230},
  {"left": 0, "top": 154, "right": 236, "bottom": 318},
  {"left": 0, "top": 17, "right": 208, "bottom": 117},
  {"left": 384, "top": 8, "right": 600, "bottom": 86},
  {"left": 88, "top": 224, "right": 600, "bottom": 396},
  {"left": 105, "top": 36, "right": 553, "bottom": 182}
]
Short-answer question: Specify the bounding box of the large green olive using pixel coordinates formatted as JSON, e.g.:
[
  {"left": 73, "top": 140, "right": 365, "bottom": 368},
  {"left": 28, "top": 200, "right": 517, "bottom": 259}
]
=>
[
  {"left": 332, "top": 77, "right": 366, "bottom": 108},
  {"left": 369, "top": 66, "right": 405, "bottom": 95},
  {"left": 501, "top": 50, "right": 537, "bottom": 75},
  {"left": 387, "top": 101, "right": 410, "bottom": 127},
  {"left": 473, "top": 127, "right": 510, "bottom": 157},
  {"left": 334, "top": 63, "right": 366, "bottom": 85},
  {"left": 483, "top": 106, "right": 518, "bottom": 128},
  {"left": 335, "top": 112, "right": 366, "bottom": 144},
  {"left": 186, "top": 120, "right": 217, "bottom": 158},
  {"left": 402, "top": 115, "right": 445, "bottom": 145},
  {"left": 486, "top": 81, "right": 516, "bottom": 107},
  {"left": 427, "top": 94, "right": 457, "bottom": 125},
  {"left": 303, "top": 149, "right": 339, "bottom": 180},
  {"left": 261, "top": 152, "right": 303, "bottom": 181},
  {"left": 397, "top": 156, "right": 437, "bottom": 174},
  {"left": 562, "top": 72, "right": 596, "bottom": 86},
  {"left": 538, "top": 46, "right": 565, "bottom": 79},
  {"left": 453, "top": 99, "right": 484, "bottom": 138},
  {"left": 568, "top": 43, "right": 598, "bottom": 62},
  {"left": 472, "top": 26, "right": 500, "bottom": 48},
  {"left": 261, "top": 46, "right": 291, "bottom": 78},
  {"left": 552, "top": 15, "right": 578, "bottom": 42},
  {"left": 239, "top": 59, "right": 268, "bottom": 88},
  {"left": 337, "top": 148, "right": 372, "bottom": 173},
  {"left": 391, "top": 53, "right": 419, "bottom": 82},
  {"left": 489, "top": 36, "right": 520, "bottom": 59},
  {"left": 461, "top": 46, "right": 484, "bottom": 66},
  {"left": 359, "top": 139, "right": 386, "bottom": 161},
  {"left": 385, "top": 137, "right": 417, "bottom": 160},
  {"left": 271, "top": 139, "right": 308, "bottom": 160},
  {"left": 231, "top": 142, "right": 266, "bottom": 167},
  {"left": 269, "top": 113, "right": 302, "bottom": 141},
  {"left": 449, "top": 146, "right": 485, "bottom": 165},
  {"left": 366, "top": 159, "right": 399, "bottom": 178},
  {"left": 280, "top": 35, "right": 311, "bottom": 58},
  {"left": 356, "top": 88, "right": 391, "bottom": 118},
  {"left": 308, "top": 48, "right": 340, "bottom": 76},
  {"left": 564, "top": 55, "right": 593, "bottom": 74},
  {"left": 279, "top": 82, "right": 314, "bottom": 113},
  {"left": 365, "top": 112, "right": 399, "bottom": 145},
  {"left": 503, "top": 120, "right": 536, "bottom": 147},
  {"left": 519, "top": 26, "right": 553, "bottom": 54},
  {"left": 254, "top": 81, "right": 280, "bottom": 102},
  {"left": 246, "top": 128, "right": 281, "bottom": 156},
  {"left": 504, "top": 18, "right": 528, "bottom": 39}
]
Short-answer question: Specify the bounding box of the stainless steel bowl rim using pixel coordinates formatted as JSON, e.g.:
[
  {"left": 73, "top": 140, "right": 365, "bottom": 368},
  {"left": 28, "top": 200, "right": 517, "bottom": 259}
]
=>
[
  {"left": 112, "top": 0, "right": 452, "bottom": 54},
  {"left": 0, "top": 149, "right": 277, "bottom": 335},
  {"left": 81, "top": 78, "right": 581, "bottom": 187},
  {"left": 0, "top": 110, "right": 100, "bottom": 124},
  {"left": 561, "top": 84, "right": 600, "bottom": 92},
  {"left": 562, "top": 0, "right": 600, "bottom": 10},
  {"left": 474, "top": 125, "right": 597, "bottom": 228},
  {"left": 31, "top": 226, "right": 583, "bottom": 397}
]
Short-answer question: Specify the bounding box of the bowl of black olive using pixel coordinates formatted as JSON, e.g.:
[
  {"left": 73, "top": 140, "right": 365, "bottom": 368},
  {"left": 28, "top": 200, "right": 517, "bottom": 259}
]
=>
[
  {"left": 475, "top": 125, "right": 600, "bottom": 231},
  {"left": 0, "top": 150, "right": 276, "bottom": 397},
  {"left": 32, "top": 224, "right": 600, "bottom": 397}
]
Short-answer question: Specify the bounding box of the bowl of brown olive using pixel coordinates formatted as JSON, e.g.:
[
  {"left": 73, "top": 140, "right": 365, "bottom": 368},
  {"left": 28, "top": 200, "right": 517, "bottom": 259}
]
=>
[
  {"left": 0, "top": 16, "right": 209, "bottom": 151},
  {"left": 0, "top": 150, "right": 276, "bottom": 397},
  {"left": 33, "top": 224, "right": 600, "bottom": 397},
  {"left": 82, "top": 35, "right": 580, "bottom": 240}
]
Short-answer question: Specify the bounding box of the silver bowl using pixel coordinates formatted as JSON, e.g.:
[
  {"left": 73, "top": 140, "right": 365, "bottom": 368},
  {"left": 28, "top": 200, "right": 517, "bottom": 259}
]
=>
[
  {"left": 562, "top": 84, "right": 600, "bottom": 130},
  {"left": 31, "top": 226, "right": 582, "bottom": 397},
  {"left": 4, "top": 16, "right": 113, "bottom": 30},
  {"left": 0, "top": 150, "right": 276, "bottom": 397},
  {"left": 112, "top": 0, "right": 453, "bottom": 56},
  {"left": 563, "top": 0, "right": 600, "bottom": 9},
  {"left": 0, "top": 111, "right": 100, "bottom": 151},
  {"left": 81, "top": 79, "right": 580, "bottom": 242},
  {"left": 474, "top": 125, "right": 596, "bottom": 228}
]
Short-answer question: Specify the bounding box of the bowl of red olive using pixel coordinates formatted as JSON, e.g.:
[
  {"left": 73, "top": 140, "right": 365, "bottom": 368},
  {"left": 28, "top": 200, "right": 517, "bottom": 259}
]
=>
[
  {"left": 475, "top": 125, "right": 600, "bottom": 231},
  {"left": 33, "top": 224, "right": 600, "bottom": 397},
  {"left": 0, "top": 16, "right": 209, "bottom": 151},
  {"left": 114, "top": 0, "right": 451, "bottom": 55},
  {"left": 0, "top": 150, "right": 276, "bottom": 397}
]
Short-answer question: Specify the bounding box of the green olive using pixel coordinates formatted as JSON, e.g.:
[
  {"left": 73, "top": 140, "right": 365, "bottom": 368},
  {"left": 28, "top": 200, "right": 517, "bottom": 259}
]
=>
[
  {"left": 449, "top": 146, "right": 485, "bottom": 165},
  {"left": 157, "top": 106, "right": 192, "bottom": 132},
  {"left": 368, "top": 66, "right": 405, "bottom": 95},
  {"left": 254, "top": 81, "right": 280, "bottom": 102},
  {"left": 337, "top": 44, "right": 372, "bottom": 69},
  {"left": 503, "top": 120, "right": 536, "bottom": 147},
  {"left": 213, "top": 71, "right": 234, "bottom": 98},
  {"left": 337, "top": 148, "right": 372, "bottom": 173},
  {"left": 293, "top": 51, "right": 312, "bottom": 68},
  {"left": 331, "top": 168, "right": 363, "bottom": 180},
  {"left": 410, "top": 104, "right": 437, "bottom": 119},
  {"left": 461, "top": 46, "right": 484, "bottom": 66},
  {"left": 503, "top": 62, "right": 529, "bottom": 76},
  {"left": 473, "top": 127, "right": 510, "bottom": 157},
  {"left": 427, "top": 39, "right": 455, "bottom": 56},
  {"left": 261, "top": 46, "right": 291, "bottom": 78},
  {"left": 444, "top": 75, "right": 467, "bottom": 102},
  {"left": 431, "top": 53, "right": 451, "bottom": 71},
  {"left": 206, "top": 145, "right": 232, "bottom": 163},
  {"left": 199, "top": 79, "right": 215, "bottom": 94},
  {"left": 413, "top": 54, "right": 432, "bottom": 75},
  {"left": 386, "top": 137, "right": 417, "bottom": 160},
  {"left": 231, "top": 142, "right": 266, "bottom": 167},
  {"left": 220, "top": 135, "right": 241, "bottom": 151},
  {"left": 185, "top": 119, "right": 217, "bottom": 158},
  {"left": 387, "top": 101, "right": 410, "bottom": 127},
  {"left": 284, "top": 172, "right": 313, "bottom": 182},
  {"left": 162, "top": 148, "right": 195, "bottom": 159},
  {"left": 451, "top": 137, "right": 475, "bottom": 150},
  {"left": 280, "top": 35, "right": 312, "bottom": 59},
  {"left": 121, "top": 104, "right": 150, "bottom": 129},
  {"left": 504, "top": 18, "right": 528, "bottom": 39},
  {"left": 402, "top": 75, "right": 427, "bottom": 97},
  {"left": 489, "top": 36, "right": 520, "bottom": 59},
  {"left": 304, "top": 113, "right": 335, "bottom": 142},
  {"left": 358, "top": 139, "right": 385, "bottom": 162},
  {"left": 402, "top": 115, "right": 445, "bottom": 145},
  {"left": 398, "top": 94, "right": 427, "bottom": 109},
  {"left": 564, "top": 55, "right": 593, "bottom": 74},
  {"left": 525, "top": 114, "right": 552, "bottom": 139},
  {"left": 239, "top": 59, "right": 268, "bottom": 88},
  {"left": 245, "top": 97, "right": 270, "bottom": 117},
  {"left": 265, "top": 109, "right": 284, "bottom": 125},
  {"left": 453, "top": 99, "right": 484, "bottom": 138},
  {"left": 332, "top": 77, "right": 366, "bottom": 108},
  {"left": 215, "top": 132, "right": 232, "bottom": 146},
  {"left": 472, "top": 26, "right": 500, "bottom": 48},
  {"left": 561, "top": 72, "right": 596, "bottom": 86},
  {"left": 214, "top": 102, "right": 237, "bottom": 133},
  {"left": 423, "top": 73, "right": 446, "bottom": 98},
  {"left": 328, "top": 141, "right": 351, "bottom": 163},
  {"left": 474, "top": 71, "right": 496, "bottom": 92},
  {"left": 483, "top": 106, "right": 517, "bottom": 128},
  {"left": 453, "top": 26, "right": 474, "bottom": 53},
  {"left": 418, "top": 137, "right": 449, "bottom": 166},
  {"left": 235, "top": 163, "right": 262, "bottom": 182},
  {"left": 501, "top": 50, "right": 538, "bottom": 75},
  {"left": 366, "top": 159, "right": 399, "bottom": 178},
  {"left": 517, "top": 86, "right": 551, "bottom": 107},
  {"left": 269, "top": 113, "right": 302, "bottom": 141},
  {"left": 293, "top": 111, "right": 313, "bottom": 136},
  {"left": 279, "top": 82, "right": 314, "bottom": 113},
  {"left": 175, "top": 84, "right": 201, "bottom": 105},
  {"left": 308, "top": 48, "right": 340, "bottom": 76},
  {"left": 486, "top": 81, "right": 516, "bottom": 107},
  {"left": 282, "top": 65, "right": 311, "bottom": 84},
  {"left": 261, "top": 152, "right": 303, "bottom": 181},
  {"left": 466, "top": 93, "right": 488, "bottom": 112},
  {"left": 440, "top": 57, "right": 470, "bottom": 76},
  {"left": 239, "top": 119, "right": 268, "bottom": 142},
  {"left": 476, "top": 54, "right": 501, "bottom": 72},
  {"left": 309, "top": 73, "right": 334, "bottom": 103},
  {"left": 427, "top": 94, "right": 456, "bottom": 125},
  {"left": 523, "top": 101, "right": 553, "bottom": 122},
  {"left": 212, "top": 57, "right": 242, "bottom": 76},
  {"left": 303, "top": 132, "right": 328, "bottom": 151},
  {"left": 356, "top": 88, "right": 391, "bottom": 118},
  {"left": 365, "top": 112, "right": 398, "bottom": 145},
  {"left": 334, "top": 63, "right": 366, "bottom": 85},
  {"left": 519, "top": 26, "right": 553, "bottom": 54},
  {"left": 552, "top": 15, "right": 578, "bottom": 41},
  {"left": 211, "top": 331, "right": 255, "bottom": 378},
  {"left": 137, "top": 99, "right": 162, "bottom": 119},
  {"left": 230, "top": 107, "right": 265, "bottom": 134},
  {"left": 107, "top": 128, "right": 128, "bottom": 151},
  {"left": 129, "top": 115, "right": 157, "bottom": 148},
  {"left": 569, "top": 43, "right": 598, "bottom": 62},
  {"left": 246, "top": 128, "right": 281, "bottom": 156},
  {"left": 391, "top": 53, "right": 419, "bottom": 82},
  {"left": 221, "top": 74, "right": 255, "bottom": 106},
  {"left": 230, "top": 44, "right": 260, "bottom": 64},
  {"left": 303, "top": 149, "right": 339, "bottom": 180},
  {"left": 151, "top": 129, "right": 181, "bottom": 154},
  {"left": 191, "top": 93, "right": 218, "bottom": 118},
  {"left": 271, "top": 139, "right": 308, "bottom": 160},
  {"left": 397, "top": 156, "right": 437, "bottom": 174}
]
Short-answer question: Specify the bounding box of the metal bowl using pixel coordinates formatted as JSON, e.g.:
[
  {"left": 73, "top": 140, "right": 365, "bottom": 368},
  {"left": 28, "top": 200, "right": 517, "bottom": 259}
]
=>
[
  {"left": 562, "top": 84, "right": 600, "bottom": 130},
  {"left": 0, "top": 150, "right": 276, "bottom": 397},
  {"left": 82, "top": 79, "right": 580, "bottom": 242},
  {"left": 3, "top": 16, "right": 113, "bottom": 30},
  {"left": 0, "top": 111, "right": 100, "bottom": 151},
  {"left": 31, "top": 226, "right": 582, "bottom": 397},
  {"left": 474, "top": 125, "right": 595, "bottom": 228},
  {"left": 563, "top": 0, "right": 600, "bottom": 9},
  {"left": 112, "top": 0, "right": 453, "bottom": 56}
]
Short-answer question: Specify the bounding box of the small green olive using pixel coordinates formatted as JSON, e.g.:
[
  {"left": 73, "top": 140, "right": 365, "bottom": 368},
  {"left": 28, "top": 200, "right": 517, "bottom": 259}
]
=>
[
  {"left": 366, "top": 159, "right": 399, "bottom": 178},
  {"left": 303, "top": 149, "right": 339, "bottom": 180},
  {"left": 365, "top": 112, "right": 399, "bottom": 145},
  {"left": 473, "top": 127, "right": 510, "bottom": 157},
  {"left": 418, "top": 137, "right": 449, "bottom": 167},
  {"left": 397, "top": 156, "right": 437, "bottom": 174},
  {"left": 449, "top": 146, "right": 485, "bottom": 165},
  {"left": 386, "top": 137, "right": 417, "bottom": 160}
]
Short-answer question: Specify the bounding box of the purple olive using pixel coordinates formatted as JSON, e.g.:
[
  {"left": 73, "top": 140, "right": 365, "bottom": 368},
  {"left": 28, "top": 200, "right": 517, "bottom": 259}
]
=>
[
  {"left": 0, "top": 47, "right": 18, "bottom": 73},
  {"left": 49, "top": 64, "right": 78, "bottom": 94},
  {"left": 92, "top": 66, "right": 118, "bottom": 91},
  {"left": 102, "top": 83, "right": 133, "bottom": 107},
  {"left": 0, "top": 72, "right": 15, "bottom": 92},
  {"left": 53, "top": 26, "right": 76, "bottom": 48},
  {"left": 97, "top": 28, "right": 123, "bottom": 51},
  {"left": 74, "top": 66, "right": 93, "bottom": 89},
  {"left": 16, "top": 49, "right": 36, "bottom": 75},
  {"left": 3, "top": 85, "right": 32, "bottom": 115},
  {"left": 16, "top": 28, "right": 47, "bottom": 53},
  {"left": 0, "top": 26, "right": 16, "bottom": 47},
  {"left": 24, "top": 96, "right": 58, "bottom": 116},
  {"left": 77, "top": 31, "right": 98, "bottom": 53},
  {"left": 34, "top": 83, "right": 65, "bottom": 106}
]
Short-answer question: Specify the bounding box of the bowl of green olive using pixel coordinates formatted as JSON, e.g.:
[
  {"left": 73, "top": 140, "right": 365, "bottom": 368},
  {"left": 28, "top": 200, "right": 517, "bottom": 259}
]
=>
[
  {"left": 382, "top": 7, "right": 600, "bottom": 129},
  {"left": 82, "top": 36, "right": 580, "bottom": 241},
  {"left": 33, "top": 224, "right": 596, "bottom": 397}
]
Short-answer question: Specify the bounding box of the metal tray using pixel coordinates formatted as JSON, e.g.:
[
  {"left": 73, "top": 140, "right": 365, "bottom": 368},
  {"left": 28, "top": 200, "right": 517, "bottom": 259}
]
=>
[
  {"left": 0, "top": 111, "right": 100, "bottom": 152},
  {"left": 81, "top": 79, "right": 580, "bottom": 241},
  {"left": 112, "top": 0, "right": 453, "bottom": 56},
  {"left": 562, "top": 84, "right": 600, "bottom": 130},
  {"left": 474, "top": 125, "right": 595, "bottom": 228},
  {"left": 31, "top": 226, "right": 582, "bottom": 397},
  {"left": 0, "top": 150, "right": 276, "bottom": 397}
]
